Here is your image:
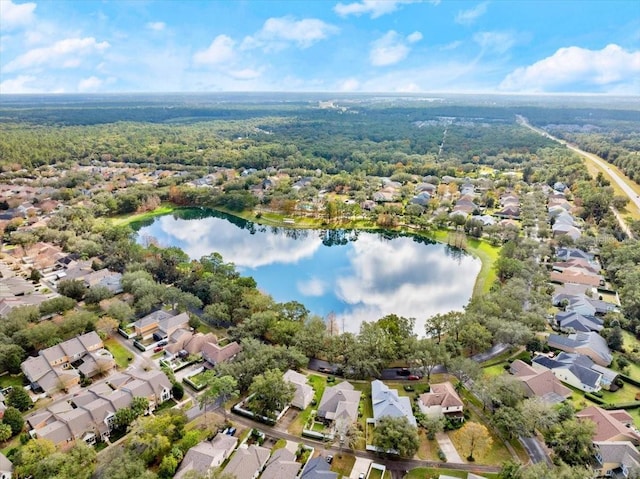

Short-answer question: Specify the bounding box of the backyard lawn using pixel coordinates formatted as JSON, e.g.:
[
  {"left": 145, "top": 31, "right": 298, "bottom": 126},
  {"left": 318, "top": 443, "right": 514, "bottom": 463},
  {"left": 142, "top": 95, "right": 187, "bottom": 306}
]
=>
[
  {"left": 288, "top": 374, "right": 328, "bottom": 436},
  {"left": 416, "top": 431, "right": 439, "bottom": 461},
  {"left": 104, "top": 338, "right": 132, "bottom": 369},
  {"left": 0, "top": 373, "right": 25, "bottom": 389},
  {"left": 330, "top": 453, "right": 355, "bottom": 478}
]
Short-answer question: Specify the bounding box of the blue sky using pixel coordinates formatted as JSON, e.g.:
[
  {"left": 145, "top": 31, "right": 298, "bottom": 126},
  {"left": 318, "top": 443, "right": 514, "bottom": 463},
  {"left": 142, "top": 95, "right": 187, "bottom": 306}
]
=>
[{"left": 1, "top": 0, "right": 638, "bottom": 94}]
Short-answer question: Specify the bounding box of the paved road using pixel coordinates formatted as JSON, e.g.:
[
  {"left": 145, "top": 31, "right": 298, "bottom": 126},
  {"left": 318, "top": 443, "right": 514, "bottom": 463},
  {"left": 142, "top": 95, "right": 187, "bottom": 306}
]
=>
[
  {"left": 228, "top": 412, "right": 502, "bottom": 476},
  {"left": 519, "top": 436, "right": 552, "bottom": 465},
  {"left": 517, "top": 115, "right": 640, "bottom": 213},
  {"left": 309, "top": 343, "right": 508, "bottom": 380}
]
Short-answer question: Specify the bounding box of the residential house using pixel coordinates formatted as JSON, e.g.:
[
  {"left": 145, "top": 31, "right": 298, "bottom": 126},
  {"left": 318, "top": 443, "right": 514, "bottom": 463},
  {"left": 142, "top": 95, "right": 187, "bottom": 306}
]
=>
[
  {"left": 550, "top": 268, "right": 603, "bottom": 287},
  {"left": 553, "top": 291, "right": 618, "bottom": 317},
  {"left": 222, "top": 444, "right": 270, "bottom": 479},
  {"left": 0, "top": 452, "right": 12, "bottom": 479},
  {"left": 555, "top": 311, "right": 604, "bottom": 333},
  {"left": 509, "top": 360, "right": 572, "bottom": 405},
  {"left": 163, "top": 331, "right": 217, "bottom": 359},
  {"left": 317, "top": 381, "right": 361, "bottom": 425},
  {"left": 371, "top": 380, "right": 416, "bottom": 427},
  {"left": 494, "top": 205, "right": 520, "bottom": 219},
  {"left": 283, "top": 370, "right": 314, "bottom": 410},
  {"left": 174, "top": 434, "right": 238, "bottom": 479},
  {"left": 27, "top": 369, "right": 173, "bottom": 447},
  {"left": 21, "top": 331, "right": 115, "bottom": 395},
  {"left": 547, "top": 332, "right": 612, "bottom": 366},
  {"left": 418, "top": 382, "right": 464, "bottom": 420},
  {"left": 132, "top": 310, "right": 190, "bottom": 340},
  {"left": 261, "top": 448, "right": 301, "bottom": 479},
  {"left": 410, "top": 192, "right": 431, "bottom": 207},
  {"left": 532, "top": 353, "right": 603, "bottom": 393},
  {"left": 576, "top": 406, "right": 640, "bottom": 445},
  {"left": 301, "top": 457, "right": 338, "bottom": 479},
  {"left": 556, "top": 248, "right": 597, "bottom": 265},
  {"left": 593, "top": 441, "right": 640, "bottom": 479},
  {"left": 202, "top": 340, "right": 242, "bottom": 366},
  {"left": 82, "top": 269, "right": 123, "bottom": 294}
]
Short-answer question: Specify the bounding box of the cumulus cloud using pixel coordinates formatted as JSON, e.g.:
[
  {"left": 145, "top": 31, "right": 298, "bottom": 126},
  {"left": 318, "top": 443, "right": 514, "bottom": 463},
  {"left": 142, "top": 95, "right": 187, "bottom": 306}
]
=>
[
  {"left": 146, "top": 215, "right": 323, "bottom": 268},
  {"left": 242, "top": 16, "right": 338, "bottom": 51},
  {"left": 193, "top": 34, "right": 236, "bottom": 65},
  {"left": 146, "top": 21, "right": 166, "bottom": 31},
  {"left": 0, "top": 0, "right": 36, "bottom": 30},
  {"left": 334, "top": 235, "right": 479, "bottom": 334},
  {"left": 334, "top": 0, "right": 424, "bottom": 19},
  {"left": 455, "top": 2, "right": 488, "bottom": 25},
  {"left": 77, "top": 76, "right": 103, "bottom": 92},
  {"left": 4, "top": 37, "right": 110, "bottom": 72},
  {"left": 0, "top": 74, "right": 36, "bottom": 93},
  {"left": 370, "top": 30, "right": 421, "bottom": 66},
  {"left": 500, "top": 44, "right": 640, "bottom": 93},
  {"left": 297, "top": 277, "right": 327, "bottom": 297}
]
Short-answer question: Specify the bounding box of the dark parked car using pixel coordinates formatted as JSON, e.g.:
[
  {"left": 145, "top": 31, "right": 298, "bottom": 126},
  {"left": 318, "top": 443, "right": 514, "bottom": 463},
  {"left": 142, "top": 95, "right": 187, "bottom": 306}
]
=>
[{"left": 408, "top": 374, "right": 421, "bottom": 380}]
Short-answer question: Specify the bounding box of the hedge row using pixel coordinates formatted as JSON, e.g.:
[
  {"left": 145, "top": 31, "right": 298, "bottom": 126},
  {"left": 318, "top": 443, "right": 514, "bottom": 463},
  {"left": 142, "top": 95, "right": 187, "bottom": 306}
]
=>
[
  {"left": 618, "top": 374, "right": 640, "bottom": 388},
  {"left": 584, "top": 393, "right": 606, "bottom": 404}
]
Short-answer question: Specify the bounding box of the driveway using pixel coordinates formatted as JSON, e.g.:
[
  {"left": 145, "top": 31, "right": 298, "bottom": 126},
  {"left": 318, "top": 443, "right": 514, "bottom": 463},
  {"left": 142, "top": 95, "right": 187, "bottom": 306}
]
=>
[
  {"left": 435, "top": 432, "right": 464, "bottom": 463},
  {"left": 350, "top": 457, "right": 372, "bottom": 479}
]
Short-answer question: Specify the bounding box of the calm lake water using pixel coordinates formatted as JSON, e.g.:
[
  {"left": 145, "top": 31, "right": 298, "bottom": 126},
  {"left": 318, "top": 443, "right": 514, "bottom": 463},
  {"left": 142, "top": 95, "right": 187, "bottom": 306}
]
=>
[{"left": 134, "top": 209, "right": 481, "bottom": 335}]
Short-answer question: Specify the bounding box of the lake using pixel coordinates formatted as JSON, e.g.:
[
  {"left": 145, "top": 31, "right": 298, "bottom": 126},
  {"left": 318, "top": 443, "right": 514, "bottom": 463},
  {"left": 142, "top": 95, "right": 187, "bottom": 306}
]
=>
[{"left": 134, "top": 209, "right": 481, "bottom": 335}]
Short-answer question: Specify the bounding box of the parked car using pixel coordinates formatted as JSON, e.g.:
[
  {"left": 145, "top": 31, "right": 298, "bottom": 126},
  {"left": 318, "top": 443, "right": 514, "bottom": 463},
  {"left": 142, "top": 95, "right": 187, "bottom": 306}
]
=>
[
  {"left": 359, "top": 473, "right": 365, "bottom": 479},
  {"left": 158, "top": 340, "right": 168, "bottom": 346},
  {"left": 397, "top": 368, "right": 411, "bottom": 376},
  {"left": 153, "top": 346, "right": 164, "bottom": 353},
  {"left": 326, "top": 455, "right": 333, "bottom": 464},
  {"left": 318, "top": 367, "right": 333, "bottom": 374},
  {"left": 408, "top": 374, "right": 421, "bottom": 380}
]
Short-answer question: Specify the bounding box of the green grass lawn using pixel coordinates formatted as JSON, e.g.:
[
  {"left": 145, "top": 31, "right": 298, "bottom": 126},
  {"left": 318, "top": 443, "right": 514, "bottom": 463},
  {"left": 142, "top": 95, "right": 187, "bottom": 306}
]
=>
[
  {"left": 453, "top": 409, "right": 514, "bottom": 466},
  {"left": 103, "top": 338, "right": 132, "bottom": 369},
  {"left": 330, "top": 453, "right": 356, "bottom": 478},
  {"left": 427, "top": 230, "right": 500, "bottom": 296},
  {"left": 0, "top": 373, "right": 25, "bottom": 389},
  {"left": 288, "top": 374, "right": 329, "bottom": 436},
  {"left": 369, "top": 468, "right": 383, "bottom": 479},
  {"left": 482, "top": 363, "right": 509, "bottom": 378},
  {"left": 109, "top": 203, "right": 177, "bottom": 227},
  {"left": 416, "top": 431, "right": 439, "bottom": 461}
]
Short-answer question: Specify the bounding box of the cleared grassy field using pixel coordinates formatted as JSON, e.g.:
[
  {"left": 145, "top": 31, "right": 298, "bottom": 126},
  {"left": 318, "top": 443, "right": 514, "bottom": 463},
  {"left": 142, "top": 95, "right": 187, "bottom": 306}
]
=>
[
  {"left": 109, "top": 203, "right": 177, "bottom": 227},
  {"left": 104, "top": 338, "right": 132, "bottom": 369},
  {"left": 404, "top": 467, "right": 498, "bottom": 479}
]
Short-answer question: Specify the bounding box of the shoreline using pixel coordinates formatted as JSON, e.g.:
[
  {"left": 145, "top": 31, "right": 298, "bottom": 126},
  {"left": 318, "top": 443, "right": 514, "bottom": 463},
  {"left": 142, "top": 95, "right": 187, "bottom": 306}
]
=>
[{"left": 115, "top": 204, "right": 500, "bottom": 298}]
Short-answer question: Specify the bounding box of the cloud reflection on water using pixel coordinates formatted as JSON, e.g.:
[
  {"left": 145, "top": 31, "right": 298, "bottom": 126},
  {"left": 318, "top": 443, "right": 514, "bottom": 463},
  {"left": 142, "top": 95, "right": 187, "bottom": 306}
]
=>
[{"left": 137, "top": 213, "right": 480, "bottom": 335}]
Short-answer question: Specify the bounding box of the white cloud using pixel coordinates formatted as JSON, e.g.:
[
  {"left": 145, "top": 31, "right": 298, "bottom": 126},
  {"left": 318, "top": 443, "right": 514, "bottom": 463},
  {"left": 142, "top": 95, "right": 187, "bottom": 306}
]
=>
[
  {"left": 228, "top": 68, "right": 262, "bottom": 80},
  {"left": 473, "top": 31, "right": 516, "bottom": 54},
  {"left": 242, "top": 16, "right": 338, "bottom": 51},
  {"left": 77, "top": 76, "right": 103, "bottom": 92},
  {"left": 146, "top": 21, "right": 166, "bottom": 31},
  {"left": 370, "top": 30, "right": 420, "bottom": 66},
  {"left": 407, "top": 31, "right": 423, "bottom": 43},
  {"left": 334, "top": 235, "right": 479, "bottom": 334},
  {"left": 440, "top": 40, "right": 462, "bottom": 51},
  {"left": 149, "top": 215, "right": 323, "bottom": 268},
  {"left": 338, "top": 78, "right": 360, "bottom": 91},
  {"left": 455, "top": 2, "right": 488, "bottom": 25},
  {"left": 4, "top": 37, "right": 110, "bottom": 72},
  {"left": 0, "top": 74, "right": 36, "bottom": 93},
  {"left": 193, "top": 34, "right": 236, "bottom": 65},
  {"left": 501, "top": 44, "right": 640, "bottom": 93},
  {"left": 0, "top": 0, "right": 36, "bottom": 30},
  {"left": 297, "top": 277, "right": 327, "bottom": 297},
  {"left": 334, "top": 0, "right": 424, "bottom": 19}
]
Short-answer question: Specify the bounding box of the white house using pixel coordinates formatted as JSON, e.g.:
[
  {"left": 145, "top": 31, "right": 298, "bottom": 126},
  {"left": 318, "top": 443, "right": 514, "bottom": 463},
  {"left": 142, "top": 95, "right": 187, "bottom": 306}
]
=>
[{"left": 283, "top": 370, "right": 314, "bottom": 410}]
